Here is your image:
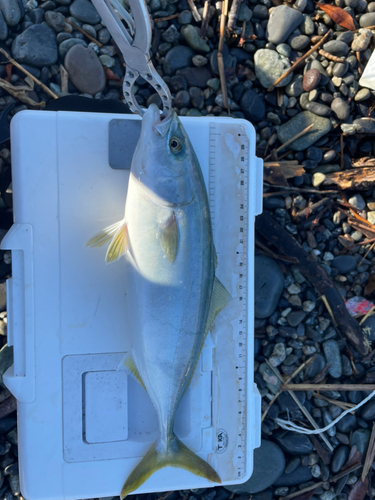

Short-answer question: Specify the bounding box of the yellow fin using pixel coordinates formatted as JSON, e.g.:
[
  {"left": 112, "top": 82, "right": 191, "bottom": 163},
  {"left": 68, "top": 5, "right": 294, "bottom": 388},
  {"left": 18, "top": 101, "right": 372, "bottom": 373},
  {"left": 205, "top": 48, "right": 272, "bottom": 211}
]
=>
[
  {"left": 117, "top": 352, "right": 147, "bottom": 392},
  {"left": 106, "top": 222, "right": 129, "bottom": 263},
  {"left": 160, "top": 212, "right": 178, "bottom": 264},
  {"left": 120, "top": 434, "right": 221, "bottom": 498},
  {"left": 86, "top": 220, "right": 124, "bottom": 248},
  {"left": 206, "top": 276, "right": 232, "bottom": 334}
]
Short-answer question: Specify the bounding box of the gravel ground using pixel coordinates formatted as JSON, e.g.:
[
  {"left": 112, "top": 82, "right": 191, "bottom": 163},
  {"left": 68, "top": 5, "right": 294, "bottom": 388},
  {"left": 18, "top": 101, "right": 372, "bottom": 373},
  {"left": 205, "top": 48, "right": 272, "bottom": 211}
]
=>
[{"left": 1, "top": 0, "right": 375, "bottom": 499}]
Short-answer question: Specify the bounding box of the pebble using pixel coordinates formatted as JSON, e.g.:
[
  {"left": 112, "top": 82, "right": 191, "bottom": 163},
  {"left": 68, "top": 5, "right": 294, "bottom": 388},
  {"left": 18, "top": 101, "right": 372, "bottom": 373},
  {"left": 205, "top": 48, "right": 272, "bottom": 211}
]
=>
[
  {"left": 355, "top": 88, "right": 371, "bottom": 101},
  {"left": 269, "top": 343, "right": 287, "bottom": 367},
  {"left": 254, "top": 49, "right": 293, "bottom": 89},
  {"left": 331, "top": 97, "right": 350, "bottom": 120},
  {"left": 360, "top": 401, "right": 375, "bottom": 421},
  {"left": 277, "top": 111, "right": 331, "bottom": 151},
  {"left": 312, "top": 172, "right": 326, "bottom": 187},
  {"left": 274, "top": 466, "right": 312, "bottom": 486},
  {"left": 0, "top": 0, "right": 22, "bottom": 26},
  {"left": 0, "top": 12, "right": 7, "bottom": 41},
  {"left": 192, "top": 55, "right": 207, "bottom": 67},
  {"left": 266, "top": 5, "right": 303, "bottom": 44},
  {"left": 331, "top": 255, "right": 357, "bottom": 274},
  {"left": 259, "top": 362, "right": 281, "bottom": 393},
  {"left": 254, "top": 255, "right": 284, "bottom": 318},
  {"left": 336, "top": 414, "right": 357, "bottom": 433},
  {"left": 69, "top": 0, "right": 101, "bottom": 24},
  {"left": 303, "top": 69, "right": 321, "bottom": 92},
  {"left": 359, "top": 12, "right": 375, "bottom": 27},
  {"left": 351, "top": 428, "right": 371, "bottom": 454},
  {"left": 362, "top": 316, "right": 375, "bottom": 342},
  {"left": 322, "top": 40, "right": 349, "bottom": 57},
  {"left": 12, "top": 25, "right": 58, "bottom": 67},
  {"left": 45, "top": 10, "right": 66, "bottom": 31},
  {"left": 275, "top": 432, "right": 313, "bottom": 455},
  {"left": 322, "top": 340, "right": 342, "bottom": 378},
  {"left": 352, "top": 29, "right": 372, "bottom": 51},
  {"left": 348, "top": 194, "right": 366, "bottom": 210},
  {"left": 287, "top": 310, "right": 306, "bottom": 326},
  {"left": 59, "top": 38, "right": 87, "bottom": 59},
  {"left": 176, "top": 67, "right": 211, "bottom": 87},
  {"left": 240, "top": 90, "right": 266, "bottom": 122},
  {"left": 331, "top": 445, "right": 349, "bottom": 473},
  {"left": 64, "top": 44, "right": 105, "bottom": 95},
  {"left": 178, "top": 10, "right": 192, "bottom": 24},
  {"left": 163, "top": 46, "right": 195, "bottom": 75},
  {"left": 181, "top": 25, "right": 210, "bottom": 53}
]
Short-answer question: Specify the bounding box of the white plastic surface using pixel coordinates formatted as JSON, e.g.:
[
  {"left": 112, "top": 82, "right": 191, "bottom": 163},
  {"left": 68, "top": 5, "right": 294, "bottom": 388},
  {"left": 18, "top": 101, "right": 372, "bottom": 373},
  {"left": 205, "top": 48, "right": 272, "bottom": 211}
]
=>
[{"left": 2, "top": 110, "right": 262, "bottom": 500}]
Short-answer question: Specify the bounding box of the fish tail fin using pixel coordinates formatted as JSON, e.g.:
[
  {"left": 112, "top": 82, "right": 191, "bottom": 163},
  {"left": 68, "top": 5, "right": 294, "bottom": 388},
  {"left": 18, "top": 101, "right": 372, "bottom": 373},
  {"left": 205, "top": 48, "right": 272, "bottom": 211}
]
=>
[
  {"left": 120, "top": 434, "right": 221, "bottom": 499},
  {"left": 86, "top": 219, "right": 129, "bottom": 264}
]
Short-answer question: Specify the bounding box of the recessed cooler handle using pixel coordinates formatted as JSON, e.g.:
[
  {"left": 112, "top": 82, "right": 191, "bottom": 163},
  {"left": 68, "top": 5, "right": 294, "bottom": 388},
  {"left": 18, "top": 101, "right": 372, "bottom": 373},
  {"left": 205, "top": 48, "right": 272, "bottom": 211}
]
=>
[{"left": 1, "top": 223, "right": 35, "bottom": 403}]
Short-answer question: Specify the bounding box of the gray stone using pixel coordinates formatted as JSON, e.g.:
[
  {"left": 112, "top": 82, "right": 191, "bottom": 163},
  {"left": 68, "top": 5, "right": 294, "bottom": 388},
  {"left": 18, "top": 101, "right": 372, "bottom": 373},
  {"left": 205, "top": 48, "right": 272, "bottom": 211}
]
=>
[
  {"left": 336, "top": 414, "right": 357, "bottom": 433},
  {"left": 323, "top": 40, "right": 349, "bottom": 57},
  {"left": 286, "top": 75, "right": 304, "bottom": 97},
  {"left": 174, "top": 90, "right": 190, "bottom": 108},
  {"left": 277, "top": 111, "right": 331, "bottom": 151},
  {"left": 323, "top": 340, "right": 342, "bottom": 378},
  {"left": 305, "top": 354, "right": 325, "bottom": 379},
  {"left": 98, "top": 28, "right": 111, "bottom": 45},
  {"left": 238, "top": 3, "right": 252, "bottom": 21},
  {"left": 225, "top": 441, "right": 285, "bottom": 493},
  {"left": 163, "top": 45, "right": 194, "bottom": 76},
  {"left": 12, "top": 24, "right": 58, "bottom": 67},
  {"left": 274, "top": 466, "right": 312, "bottom": 486},
  {"left": 276, "top": 432, "right": 313, "bottom": 455},
  {"left": 352, "top": 29, "right": 372, "bottom": 51},
  {"left": 45, "top": 10, "right": 65, "bottom": 31},
  {"left": 287, "top": 310, "right": 306, "bottom": 326},
  {"left": 305, "top": 102, "right": 332, "bottom": 117},
  {"left": 361, "top": 401, "right": 375, "bottom": 421},
  {"left": 0, "top": 0, "right": 21, "bottom": 27},
  {"left": 70, "top": 0, "right": 100, "bottom": 24},
  {"left": 300, "top": 14, "right": 314, "bottom": 35},
  {"left": 176, "top": 66, "right": 211, "bottom": 88},
  {"left": 240, "top": 89, "right": 266, "bottom": 123},
  {"left": 254, "top": 255, "right": 284, "bottom": 319},
  {"left": 331, "top": 97, "right": 350, "bottom": 120},
  {"left": 181, "top": 25, "right": 210, "bottom": 53},
  {"left": 331, "top": 255, "right": 357, "bottom": 273},
  {"left": 289, "top": 34, "right": 310, "bottom": 51},
  {"left": 351, "top": 429, "right": 371, "bottom": 455},
  {"left": 0, "top": 12, "right": 7, "bottom": 41},
  {"left": 59, "top": 38, "right": 87, "bottom": 59},
  {"left": 210, "top": 44, "right": 236, "bottom": 76},
  {"left": 259, "top": 362, "right": 281, "bottom": 393},
  {"left": 162, "top": 25, "right": 180, "bottom": 44},
  {"left": 331, "top": 445, "right": 349, "bottom": 473},
  {"left": 64, "top": 44, "right": 105, "bottom": 95},
  {"left": 269, "top": 343, "right": 287, "bottom": 367},
  {"left": 355, "top": 88, "right": 371, "bottom": 101},
  {"left": 266, "top": 5, "right": 303, "bottom": 44},
  {"left": 254, "top": 49, "right": 293, "bottom": 89},
  {"left": 359, "top": 12, "right": 375, "bottom": 27},
  {"left": 362, "top": 316, "right": 375, "bottom": 342},
  {"left": 348, "top": 194, "right": 366, "bottom": 210}
]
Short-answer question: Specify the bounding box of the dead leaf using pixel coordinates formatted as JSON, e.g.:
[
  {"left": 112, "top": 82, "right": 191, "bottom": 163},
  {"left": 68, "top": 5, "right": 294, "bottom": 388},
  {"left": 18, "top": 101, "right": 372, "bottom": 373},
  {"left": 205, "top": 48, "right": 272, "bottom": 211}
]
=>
[
  {"left": 104, "top": 67, "right": 120, "bottom": 81},
  {"left": 348, "top": 476, "right": 369, "bottom": 500},
  {"left": 343, "top": 445, "right": 362, "bottom": 471},
  {"left": 315, "top": 3, "right": 356, "bottom": 30},
  {"left": 365, "top": 274, "right": 375, "bottom": 296},
  {"left": 0, "top": 78, "right": 45, "bottom": 108}
]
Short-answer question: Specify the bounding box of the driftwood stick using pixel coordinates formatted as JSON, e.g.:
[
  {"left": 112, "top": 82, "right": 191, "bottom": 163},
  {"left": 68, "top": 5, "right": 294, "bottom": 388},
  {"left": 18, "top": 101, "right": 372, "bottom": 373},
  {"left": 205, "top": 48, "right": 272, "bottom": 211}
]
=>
[
  {"left": 362, "top": 423, "right": 375, "bottom": 482},
  {"left": 65, "top": 19, "right": 102, "bottom": 47},
  {"left": 0, "top": 48, "right": 58, "bottom": 100},
  {"left": 266, "top": 360, "right": 333, "bottom": 451},
  {"left": 283, "top": 384, "right": 375, "bottom": 391},
  {"left": 227, "top": 0, "right": 241, "bottom": 30},
  {"left": 264, "top": 124, "right": 313, "bottom": 160},
  {"left": 293, "top": 197, "right": 331, "bottom": 221},
  {"left": 154, "top": 13, "right": 180, "bottom": 22},
  {"left": 187, "top": 0, "right": 202, "bottom": 21},
  {"left": 200, "top": 0, "right": 210, "bottom": 36},
  {"left": 267, "top": 29, "right": 332, "bottom": 91},
  {"left": 217, "top": 0, "right": 230, "bottom": 113},
  {"left": 256, "top": 213, "right": 369, "bottom": 355},
  {"left": 323, "top": 167, "right": 375, "bottom": 190}
]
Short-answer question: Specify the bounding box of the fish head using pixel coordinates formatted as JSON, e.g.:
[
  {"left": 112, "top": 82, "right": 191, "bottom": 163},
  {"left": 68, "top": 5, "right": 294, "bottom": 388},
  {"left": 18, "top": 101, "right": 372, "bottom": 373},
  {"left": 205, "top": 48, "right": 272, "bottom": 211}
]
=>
[{"left": 131, "top": 104, "right": 195, "bottom": 206}]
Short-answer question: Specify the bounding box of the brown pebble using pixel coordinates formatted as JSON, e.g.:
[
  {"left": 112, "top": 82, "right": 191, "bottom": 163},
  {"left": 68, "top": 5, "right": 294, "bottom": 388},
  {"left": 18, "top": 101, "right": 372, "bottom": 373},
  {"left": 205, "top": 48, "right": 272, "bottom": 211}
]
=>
[
  {"left": 302, "top": 68, "right": 321, "bottom": 92},
  {"left": 311, "top": 35, "right": 323, "bottom": 44}
]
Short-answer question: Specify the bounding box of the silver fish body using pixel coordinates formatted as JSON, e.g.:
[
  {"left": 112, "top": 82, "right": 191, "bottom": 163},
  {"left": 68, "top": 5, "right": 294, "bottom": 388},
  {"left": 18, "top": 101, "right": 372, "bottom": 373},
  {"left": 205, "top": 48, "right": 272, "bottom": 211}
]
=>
[{"left": 87, "top": 104, "right": 230, "bottom": 497}]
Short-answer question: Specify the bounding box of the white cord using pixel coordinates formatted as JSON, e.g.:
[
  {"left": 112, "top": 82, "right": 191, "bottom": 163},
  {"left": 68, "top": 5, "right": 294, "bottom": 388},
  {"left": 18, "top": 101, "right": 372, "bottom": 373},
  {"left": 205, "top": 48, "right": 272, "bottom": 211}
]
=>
[{"left": 275, "top": 389, "right": 375, "bottom": 434}]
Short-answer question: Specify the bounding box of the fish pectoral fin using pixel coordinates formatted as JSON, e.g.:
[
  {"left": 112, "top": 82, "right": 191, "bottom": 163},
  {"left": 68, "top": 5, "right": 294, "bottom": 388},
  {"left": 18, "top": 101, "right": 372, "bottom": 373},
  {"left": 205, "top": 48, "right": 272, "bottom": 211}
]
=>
[
  {"left": 86, "top": 220, "right": 125, "bottom": 248},
  {"left": 106, "top": 221, "right": 129, "bottom": 264},
  {"left": 117, "top": 352, "right": 147, "bottom": 392},
  {"left": 206, "top": 276, "right": 232, "bottom": 334},
  {"left": 159, "top": 211, "right": 178, "bottom": 264},
  {"left": 120, "top": 434, "right": 221, "bottom": 499}
]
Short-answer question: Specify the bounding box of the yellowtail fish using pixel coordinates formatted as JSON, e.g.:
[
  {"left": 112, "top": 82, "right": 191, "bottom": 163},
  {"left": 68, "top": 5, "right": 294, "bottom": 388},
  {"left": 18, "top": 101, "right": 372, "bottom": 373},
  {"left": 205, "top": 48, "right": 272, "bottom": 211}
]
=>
[{"left": 87, "top": 103, "right": 231, "bottom": 498}]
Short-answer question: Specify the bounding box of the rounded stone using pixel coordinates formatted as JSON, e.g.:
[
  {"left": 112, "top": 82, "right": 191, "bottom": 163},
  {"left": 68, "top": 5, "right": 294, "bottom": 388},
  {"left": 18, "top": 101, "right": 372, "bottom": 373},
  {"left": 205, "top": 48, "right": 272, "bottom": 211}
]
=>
[
  {"left": 331, "top": 255, "right": 357, "bottom": 273},
  {"left": 361, "top": 401, "right": 375, "bottom": 421},
  {"left": 69, "top": 0, "right": 101, "bottom": 24},
  {"left": 64, "top": 44, "right": 106, "bottom": 95},
  {"left": 45, "top": 10, "right": 66, "bottom": 32},
  {"left": 331, "top": 97, "right": 350, "bottom": 120},
  {"left": 163, "top": 45, "right": 195, "bottom": 76},
  {"left": 181, "top": 24, "right": 210, "bottom": 53},
  {"left": 266, "top": 5, "right": 303, "bottom": 44},
  {"left": 225, "top": 440, "right": 285, "bottom": 493},
  {"left": 254, "top": 255, "right": 284, "bottom": 319},
  {"left": 359, "top": 12, "right": 375, "bottom": 27},
  {"left": 254, "top": 48, "right": 293, "bottom": 89},
  {"left": 303, "top": 69, "right": 321, "bottom": 92},
  {"left": 331, "top": 445, "right": 349, "bottom": 473},
  {"left": 322, "top": 340, "right": 342, "bottom": 378},
  {"left": 12, "top": 24, "right": 58, "bottom": 67},
  {"left": 240, "top": 89, "right": 266, "bottom": 122},
  {"left": 0, "top": 0, "right": 22, "bottom": 26},
  {"left": 323, "top": 40, "right": 349, "bottom": 57},
  {"left": 355, "top": 88, "right": 371, "bottom": 101}
]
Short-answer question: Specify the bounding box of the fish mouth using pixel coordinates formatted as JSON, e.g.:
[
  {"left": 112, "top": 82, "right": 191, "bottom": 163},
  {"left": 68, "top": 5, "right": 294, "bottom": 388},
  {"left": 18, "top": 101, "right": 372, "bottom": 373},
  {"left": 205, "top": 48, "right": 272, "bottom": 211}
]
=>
[{"left": 143, "top": 103, "right": 174, "bottom": 138}]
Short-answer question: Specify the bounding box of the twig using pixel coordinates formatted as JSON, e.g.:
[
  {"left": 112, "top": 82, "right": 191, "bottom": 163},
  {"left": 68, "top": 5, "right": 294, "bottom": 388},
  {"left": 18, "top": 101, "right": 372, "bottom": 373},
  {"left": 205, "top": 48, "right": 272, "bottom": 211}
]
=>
[
  {"left": 310, "top": 200, "right": 334, "bottom": 230},
  {"left": 293, "top": 197, "right": 331, "bottom": 221},
  {"left": 358, "top": 242, "right": 375, "bottom": 268},
  {"left": 359, "top": 306, "right": 375, "bottom": 326},
  {"left": 0, "top": 48, "right": 58, "bottom": 100},
  {"left": 321, "top": 294, "right": 338, "bottom": 327},
  {"left": 154, "top": 13, "right": 180, "bottom": 22},
  {"left": 266, "top": 360, "right": 333, "bottom": 451},
  {"left": 261, "top": 355, "right": 316, "bottom": 422},
  {"left": 362, "top": 422, "right": 375, "bottom": 482},
  {"left": 318, "top": 49, "right": 345, "bottom": 63},
  {"left": 280, "top": 463, "right": 363, "bottom": 500},
  {"left": 60, "top": 64, "right": 69, "bottom": 94},
  {"left": 267, "top": 29, "right": 332, "bottom": 91},
  {"left": 263, "top": 186, "right": 339, "bottom": 196},
  {"left": 200, "top": 0, "right": 210, "bottom": 37},
  {"left": 65, "top": 18, "right": 102, "bottom": 47},
  {"left": 312, "top": 392, "right": 356, "bottom": 411},
  {"left": 217, "top": 0, "right": 229, "bottom": 113},
  {"left": 264, "top": 124, "right": 313, "bottom": 160},
  {"left": 282, "top": 384, "right": 375, "bottom": 391},
  {"left": 255, "top": 238, "right": 298, "bottom": 264},
  {"left": 227, "top": 0, "right": 241, "bottom": 30},
  {"left": 187, "top": 0, "right": 202, "bottom": 21}
]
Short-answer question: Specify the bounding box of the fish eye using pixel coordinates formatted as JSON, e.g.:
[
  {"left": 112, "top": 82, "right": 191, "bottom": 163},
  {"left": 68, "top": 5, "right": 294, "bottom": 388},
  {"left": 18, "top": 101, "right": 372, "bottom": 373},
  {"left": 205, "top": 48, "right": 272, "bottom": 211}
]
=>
[{"left": 169, "top": 137, "right": 182, "bottom": 154}]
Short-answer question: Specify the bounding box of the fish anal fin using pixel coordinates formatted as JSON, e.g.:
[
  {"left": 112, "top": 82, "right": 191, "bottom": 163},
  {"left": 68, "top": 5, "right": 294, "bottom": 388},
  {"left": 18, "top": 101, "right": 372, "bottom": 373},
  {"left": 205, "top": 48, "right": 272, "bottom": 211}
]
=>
[
  {"left": 120, "top": 434, "right": 221, "bottom": 498},
  {"left": 117, "top": 352, "right": 147, "bottom": 392},
  {"left": 160, "top": 212, "right": 178, "bottom": 264},
  {"left": 86, "top": 220, "right": 124, "bottom": 249},
  {"left": 106, "top": 222, "right": 129, "bottom": 264}
]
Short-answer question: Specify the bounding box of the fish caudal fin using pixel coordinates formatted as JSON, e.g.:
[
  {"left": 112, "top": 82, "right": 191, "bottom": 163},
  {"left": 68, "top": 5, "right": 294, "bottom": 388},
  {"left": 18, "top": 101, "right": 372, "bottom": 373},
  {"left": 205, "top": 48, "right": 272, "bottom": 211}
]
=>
[
  {"left": 86, "top": 220, "right": 129, "bottom": 264},
  {"left": 121, "top": 434, "right": 221, "bottom": 499}
]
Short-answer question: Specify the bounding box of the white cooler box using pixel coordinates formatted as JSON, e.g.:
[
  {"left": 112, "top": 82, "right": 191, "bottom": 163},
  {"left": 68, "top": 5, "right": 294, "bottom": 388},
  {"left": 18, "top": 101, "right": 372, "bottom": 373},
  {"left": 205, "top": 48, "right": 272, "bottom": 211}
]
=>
[{"left": 1, "top": 110, "right": 263, "bottom": 500}]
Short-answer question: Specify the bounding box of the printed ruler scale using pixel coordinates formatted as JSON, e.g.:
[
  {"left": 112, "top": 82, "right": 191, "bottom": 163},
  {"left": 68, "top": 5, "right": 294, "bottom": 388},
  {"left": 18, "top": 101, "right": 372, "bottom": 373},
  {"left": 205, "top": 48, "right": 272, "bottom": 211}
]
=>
[{"left": 209, "top": 121, "right": 250, "bottom": 481}]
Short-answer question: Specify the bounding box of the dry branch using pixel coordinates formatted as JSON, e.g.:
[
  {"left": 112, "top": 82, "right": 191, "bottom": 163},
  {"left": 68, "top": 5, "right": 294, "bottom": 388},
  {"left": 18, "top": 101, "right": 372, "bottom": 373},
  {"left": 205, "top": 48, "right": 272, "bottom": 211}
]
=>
[
  {"left": 323, "top": 167, "right": 375, "bottom": 190},
  {"left": 283, "top": 384, "right": 375, "bottom": 391}
]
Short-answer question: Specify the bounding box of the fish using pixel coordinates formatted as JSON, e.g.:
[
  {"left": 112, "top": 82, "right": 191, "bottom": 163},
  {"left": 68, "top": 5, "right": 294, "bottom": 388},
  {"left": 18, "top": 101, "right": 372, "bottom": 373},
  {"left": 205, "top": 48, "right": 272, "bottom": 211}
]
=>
[{"left": 87, "top": 103, "right": 231, "bottom": 498}]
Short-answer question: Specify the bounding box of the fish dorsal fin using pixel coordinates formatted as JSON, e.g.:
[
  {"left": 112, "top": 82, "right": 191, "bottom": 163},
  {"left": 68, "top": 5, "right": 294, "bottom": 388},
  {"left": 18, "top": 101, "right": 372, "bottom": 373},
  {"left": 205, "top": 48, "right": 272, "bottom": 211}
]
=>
[
  {"left": 117, "top": 351, "right": 147, "bottom": 392},
  {"left": 106, "top": 222, "right": 129, "bottom": 263},
  {"left": 182, "top": 276, "right": 231, "bottom": 396},
  {"left": 160, "top": 212, "right": 178, "bottom": 264}
]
